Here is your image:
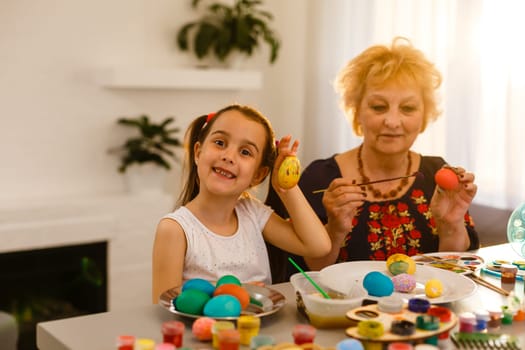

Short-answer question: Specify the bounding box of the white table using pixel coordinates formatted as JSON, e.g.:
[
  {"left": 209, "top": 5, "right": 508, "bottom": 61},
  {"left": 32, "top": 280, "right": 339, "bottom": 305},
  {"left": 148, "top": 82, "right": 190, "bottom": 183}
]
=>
[{"left": 37, "top": 244, "right": 525, "bottom": 350}]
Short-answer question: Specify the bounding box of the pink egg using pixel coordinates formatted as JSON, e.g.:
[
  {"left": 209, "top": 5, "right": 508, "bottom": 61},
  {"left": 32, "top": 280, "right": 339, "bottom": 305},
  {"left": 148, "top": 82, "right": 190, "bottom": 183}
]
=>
[
  {"left": 192, "top": 317, "right": 216, "bottom": 341},
  {"left": 392, "top": 273, "right": 416, "bottom": 293}
]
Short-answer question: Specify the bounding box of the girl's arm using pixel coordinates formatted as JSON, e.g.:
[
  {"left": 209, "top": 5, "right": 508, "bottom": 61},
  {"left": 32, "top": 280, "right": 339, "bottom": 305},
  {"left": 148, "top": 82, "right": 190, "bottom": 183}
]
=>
[
  {"left": 263, "top": 136, "right": 331, "bottom": 258},
  {"left": 152, "top": 218, "right": 186, "bottom": 303}
]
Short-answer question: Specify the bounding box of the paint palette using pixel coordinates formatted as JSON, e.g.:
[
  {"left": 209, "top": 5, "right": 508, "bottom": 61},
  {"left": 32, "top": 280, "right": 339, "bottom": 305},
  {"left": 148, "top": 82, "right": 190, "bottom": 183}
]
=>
[
  {"left": 412, "top": 252, "right": 484, "bottom": 274},
  {"left": 346, "top": 304, "right": 457, "bottom": 343},
  {"left": 484, "top": 259, "right": 525, "bottom": 277}
]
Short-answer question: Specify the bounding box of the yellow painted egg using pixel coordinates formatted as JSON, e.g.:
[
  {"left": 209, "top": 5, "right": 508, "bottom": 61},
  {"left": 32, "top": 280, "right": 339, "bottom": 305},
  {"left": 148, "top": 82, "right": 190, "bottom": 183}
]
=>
[
  {"left": 277, "top": 156, "right": 301, "bottom": 189},
  {"left": 425, "top": 279, "right": 444, "bottom": 298},
  {"left": 386, "top": 253, "right": 416, "bottom": 275}
]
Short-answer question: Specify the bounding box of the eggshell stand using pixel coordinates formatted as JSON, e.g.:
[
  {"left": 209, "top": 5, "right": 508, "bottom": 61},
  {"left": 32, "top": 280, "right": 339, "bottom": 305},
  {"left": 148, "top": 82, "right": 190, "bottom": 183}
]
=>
[{"left": 345, "top": 304, "right": 457, "bottom": 343}]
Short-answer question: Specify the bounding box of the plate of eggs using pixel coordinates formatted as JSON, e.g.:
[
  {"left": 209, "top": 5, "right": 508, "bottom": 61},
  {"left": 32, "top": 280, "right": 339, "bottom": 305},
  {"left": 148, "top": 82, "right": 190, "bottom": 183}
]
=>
[
  {"left": 319, "top": 256, "right": 477, "bottom": 304},
  {"left": 158, "top": 274, "right": 286, "bottom": 320}
]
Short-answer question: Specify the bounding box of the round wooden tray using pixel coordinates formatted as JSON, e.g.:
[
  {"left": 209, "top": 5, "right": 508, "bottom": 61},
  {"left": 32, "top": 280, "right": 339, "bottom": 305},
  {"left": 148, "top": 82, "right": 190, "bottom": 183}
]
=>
[{"left": 345, "top": 304, "right": 457, "bottom": 343}]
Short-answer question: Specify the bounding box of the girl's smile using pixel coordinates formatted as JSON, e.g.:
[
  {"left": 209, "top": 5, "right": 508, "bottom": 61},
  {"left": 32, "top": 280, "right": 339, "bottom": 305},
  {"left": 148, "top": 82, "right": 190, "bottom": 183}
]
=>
[{"left": 212, "top": 166, "right": 236, "bottom": 179}]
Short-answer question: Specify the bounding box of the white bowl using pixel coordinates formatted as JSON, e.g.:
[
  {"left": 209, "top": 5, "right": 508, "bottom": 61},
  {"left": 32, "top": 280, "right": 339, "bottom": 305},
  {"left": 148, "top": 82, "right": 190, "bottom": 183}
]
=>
[{"left": 289, "top": 271, "right": 366, "bottom": 328}]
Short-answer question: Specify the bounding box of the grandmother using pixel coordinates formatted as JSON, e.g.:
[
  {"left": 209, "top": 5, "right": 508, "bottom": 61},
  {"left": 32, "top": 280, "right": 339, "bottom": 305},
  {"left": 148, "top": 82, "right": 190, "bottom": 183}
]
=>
[{"left": 266, "top": 37, "right": 479, "bottom": 281}]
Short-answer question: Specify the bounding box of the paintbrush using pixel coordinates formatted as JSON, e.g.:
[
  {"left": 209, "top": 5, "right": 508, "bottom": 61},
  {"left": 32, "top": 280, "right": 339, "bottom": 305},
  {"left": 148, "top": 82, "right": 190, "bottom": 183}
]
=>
[
  {"left": 415, "top": 254, "right": 477, "bottom": 273},
  {"left": 312, "top": 171, "right": 424, "bottom": 194},
  {"left": 288, "top": 257, "right": 331, "bottom": 299}
]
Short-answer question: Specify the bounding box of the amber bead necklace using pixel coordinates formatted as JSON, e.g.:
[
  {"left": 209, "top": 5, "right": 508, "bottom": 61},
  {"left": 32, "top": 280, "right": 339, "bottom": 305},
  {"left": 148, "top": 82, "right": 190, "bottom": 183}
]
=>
[{"left": 357, "top": 144, "right": 411, "bottom": 199}]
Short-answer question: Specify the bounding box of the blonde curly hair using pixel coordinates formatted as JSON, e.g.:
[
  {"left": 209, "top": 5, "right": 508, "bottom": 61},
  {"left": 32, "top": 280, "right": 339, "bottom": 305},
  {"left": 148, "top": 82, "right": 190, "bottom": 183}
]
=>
[{"left": 334, "top": 37, "right": 442, "bottom": 136}]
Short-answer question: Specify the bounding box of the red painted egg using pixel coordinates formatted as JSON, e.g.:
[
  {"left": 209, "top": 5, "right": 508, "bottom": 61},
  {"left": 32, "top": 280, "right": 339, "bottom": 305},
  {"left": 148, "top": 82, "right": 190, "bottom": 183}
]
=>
[{"left": 434, "top": 168, "right": 459, "bottom": 190}]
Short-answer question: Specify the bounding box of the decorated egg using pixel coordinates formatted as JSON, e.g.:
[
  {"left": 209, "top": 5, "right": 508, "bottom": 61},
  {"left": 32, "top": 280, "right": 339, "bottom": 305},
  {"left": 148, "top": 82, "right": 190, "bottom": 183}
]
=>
[
  {"left": 203, "top": 295, "right": 242, "bottom": 317},
  {"left": 435, "top": 168, "right": 459, "bottom": 190},
  {"left": 391, "top": 273, "right": 416, "bottom": 293},
  {"left": 182, "top": 278, "right": 215, "bottom": 296},
  {"left": 216, "top": 274, "right": 241, "bottom": 287},
  {"left": 386, "top": 253, "right": 416, "bottom": 275},
  {"left": 175, "top": 289, "right": 210, "bottom": 315},
  {"left": 213, "top": 283, "right": 250, "bottom": 310},
  {"left": 363, "top": 271, "right": 394, "bottom": 297},
  {"left": 277, "top": 156, "right": 301, "bottom": 189},
  {"left": 425, "top": 279, "right": 444, "bottom": 298},
  {"left": 192, "top": 317, "right": 216, "bottom": 341}
]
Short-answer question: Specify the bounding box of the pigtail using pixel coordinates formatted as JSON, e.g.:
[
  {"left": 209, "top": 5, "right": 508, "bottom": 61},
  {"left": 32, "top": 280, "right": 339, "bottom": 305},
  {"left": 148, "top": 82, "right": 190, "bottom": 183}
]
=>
[{"left": 176, "top": 115, "right": 208, "bottom": 206}]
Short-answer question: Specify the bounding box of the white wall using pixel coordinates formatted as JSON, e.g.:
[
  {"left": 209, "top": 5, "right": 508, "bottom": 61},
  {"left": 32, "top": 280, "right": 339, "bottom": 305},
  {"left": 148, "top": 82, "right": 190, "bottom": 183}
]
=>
[{"left": 0, "top": 0, "right": 309, "bottom": 203}]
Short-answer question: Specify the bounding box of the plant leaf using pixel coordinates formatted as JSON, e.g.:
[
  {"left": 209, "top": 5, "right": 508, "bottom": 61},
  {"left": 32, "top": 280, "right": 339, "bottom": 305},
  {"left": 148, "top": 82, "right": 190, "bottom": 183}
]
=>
[
  {"left": 195, "top": 22, "right": 220, "bottom": 58},
  {"left": 111, "top": 115, "right": 182, "bottom": 172},
  {"left": 177, "top": 23, "right": 196, "bottom": 50},
  {"left": 176, "top": 0, "right": 280, "bottom": 64}
]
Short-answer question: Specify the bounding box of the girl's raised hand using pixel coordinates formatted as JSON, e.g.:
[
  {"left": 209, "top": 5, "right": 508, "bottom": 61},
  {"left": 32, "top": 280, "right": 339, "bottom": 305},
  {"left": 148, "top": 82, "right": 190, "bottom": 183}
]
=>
[{"left": 271, "top": 135, "right": 299, "bottom": 191}]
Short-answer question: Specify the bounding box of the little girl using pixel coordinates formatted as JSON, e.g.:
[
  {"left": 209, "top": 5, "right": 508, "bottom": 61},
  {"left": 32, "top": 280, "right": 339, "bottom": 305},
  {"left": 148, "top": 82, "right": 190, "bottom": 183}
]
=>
[{"left": 152, "top": 104, "right": 331, "bottom": 302}]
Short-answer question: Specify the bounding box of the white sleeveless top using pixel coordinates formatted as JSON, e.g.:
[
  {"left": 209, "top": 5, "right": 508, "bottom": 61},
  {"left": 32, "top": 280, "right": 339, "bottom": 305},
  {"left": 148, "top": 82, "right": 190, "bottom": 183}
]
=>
[{"left": 163, "top": 196, "right": 274, "bottom": 284}]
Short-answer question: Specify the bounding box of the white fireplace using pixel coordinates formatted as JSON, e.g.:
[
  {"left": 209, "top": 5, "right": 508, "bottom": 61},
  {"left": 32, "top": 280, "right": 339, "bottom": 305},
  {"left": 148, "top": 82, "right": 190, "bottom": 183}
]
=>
[{"left": 0, "top": 193, "right": 173, "bottom": 311}]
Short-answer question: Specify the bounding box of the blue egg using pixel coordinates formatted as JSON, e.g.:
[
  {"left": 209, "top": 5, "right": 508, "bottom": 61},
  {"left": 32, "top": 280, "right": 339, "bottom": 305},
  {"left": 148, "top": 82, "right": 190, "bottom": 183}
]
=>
[
  {"left": 182, "top": 278, "right": 215, "bottom": 296},
  {"left": 336, "top": 339, "right": 364, "bottom": 350},
  {"left": 363, "top": 271, "right": 394, "bottom": 297},
  {"left": 203, "top": 295, "right": 241, "bottom": 317}
]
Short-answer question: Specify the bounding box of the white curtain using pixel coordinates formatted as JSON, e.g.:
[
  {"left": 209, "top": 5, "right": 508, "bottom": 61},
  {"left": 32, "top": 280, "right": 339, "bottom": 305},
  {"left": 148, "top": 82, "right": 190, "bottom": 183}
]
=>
[{"left": 304, "top": 0, "right": 525, "bottom": 209}]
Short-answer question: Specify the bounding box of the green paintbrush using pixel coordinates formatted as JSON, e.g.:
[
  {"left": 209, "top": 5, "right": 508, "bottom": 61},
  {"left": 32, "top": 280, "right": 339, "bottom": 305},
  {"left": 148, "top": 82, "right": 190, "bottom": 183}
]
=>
[{"left": 288, "top": 257, "right": 331, "bottom": 299}]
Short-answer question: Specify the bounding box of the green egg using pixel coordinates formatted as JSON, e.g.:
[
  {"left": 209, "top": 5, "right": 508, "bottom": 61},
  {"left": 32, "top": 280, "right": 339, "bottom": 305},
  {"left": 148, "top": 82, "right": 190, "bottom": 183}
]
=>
[
  {"left": 216, "top": 274, "right": 241, "bottom": 287},
  {"left": 174, "top": 289, "right": 210, "bottom": 315}
]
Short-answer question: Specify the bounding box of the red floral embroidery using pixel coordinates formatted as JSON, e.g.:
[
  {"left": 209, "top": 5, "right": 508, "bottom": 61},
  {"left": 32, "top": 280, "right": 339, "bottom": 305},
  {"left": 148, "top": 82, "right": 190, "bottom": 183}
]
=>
[
  {"left": 368, "top": 232, "right": 380, "bottom": 243},
  {"left": 407, "top": 247, "right": 419, "bottom": 256},
  {"left": 360, "top": 187, "right": 439, "bottom": 260},
  {"left": 409, "top": 229, "right": 421, "bottom": 239},
  {"left": 412, "top": 189, "right": 424, "bottom": 197},
  {"left": 372, "top": 250, "right": 386, "bottom": 260},
  {"left": 417, "top": 203, "right": 429, "bottom": 214},
  {"left": 397, "top": 202, "right": 409, "bottom": 212},
  {"left": 381, "top": 213, "right": 400, "bottom": 229}
]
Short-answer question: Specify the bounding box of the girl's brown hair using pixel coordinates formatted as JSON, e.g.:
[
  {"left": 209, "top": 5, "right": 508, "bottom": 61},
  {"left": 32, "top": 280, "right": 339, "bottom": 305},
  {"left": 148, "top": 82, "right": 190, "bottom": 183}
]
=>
[
  {"left": 335, "top": 37, "right": 442, "bottom": 135},
  {"left": 176, "top": 104, "right": 277, "bottom": 206}
]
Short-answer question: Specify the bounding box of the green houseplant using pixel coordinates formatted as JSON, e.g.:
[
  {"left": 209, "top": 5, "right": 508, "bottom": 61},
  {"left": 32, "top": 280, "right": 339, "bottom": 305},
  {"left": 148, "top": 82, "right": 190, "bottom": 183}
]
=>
[
  {"left": 177, "top": 0, "right": 280, "bottom": 64},
  {"left": 110, "top": 115, "right": 182, "bottom": 173}
]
